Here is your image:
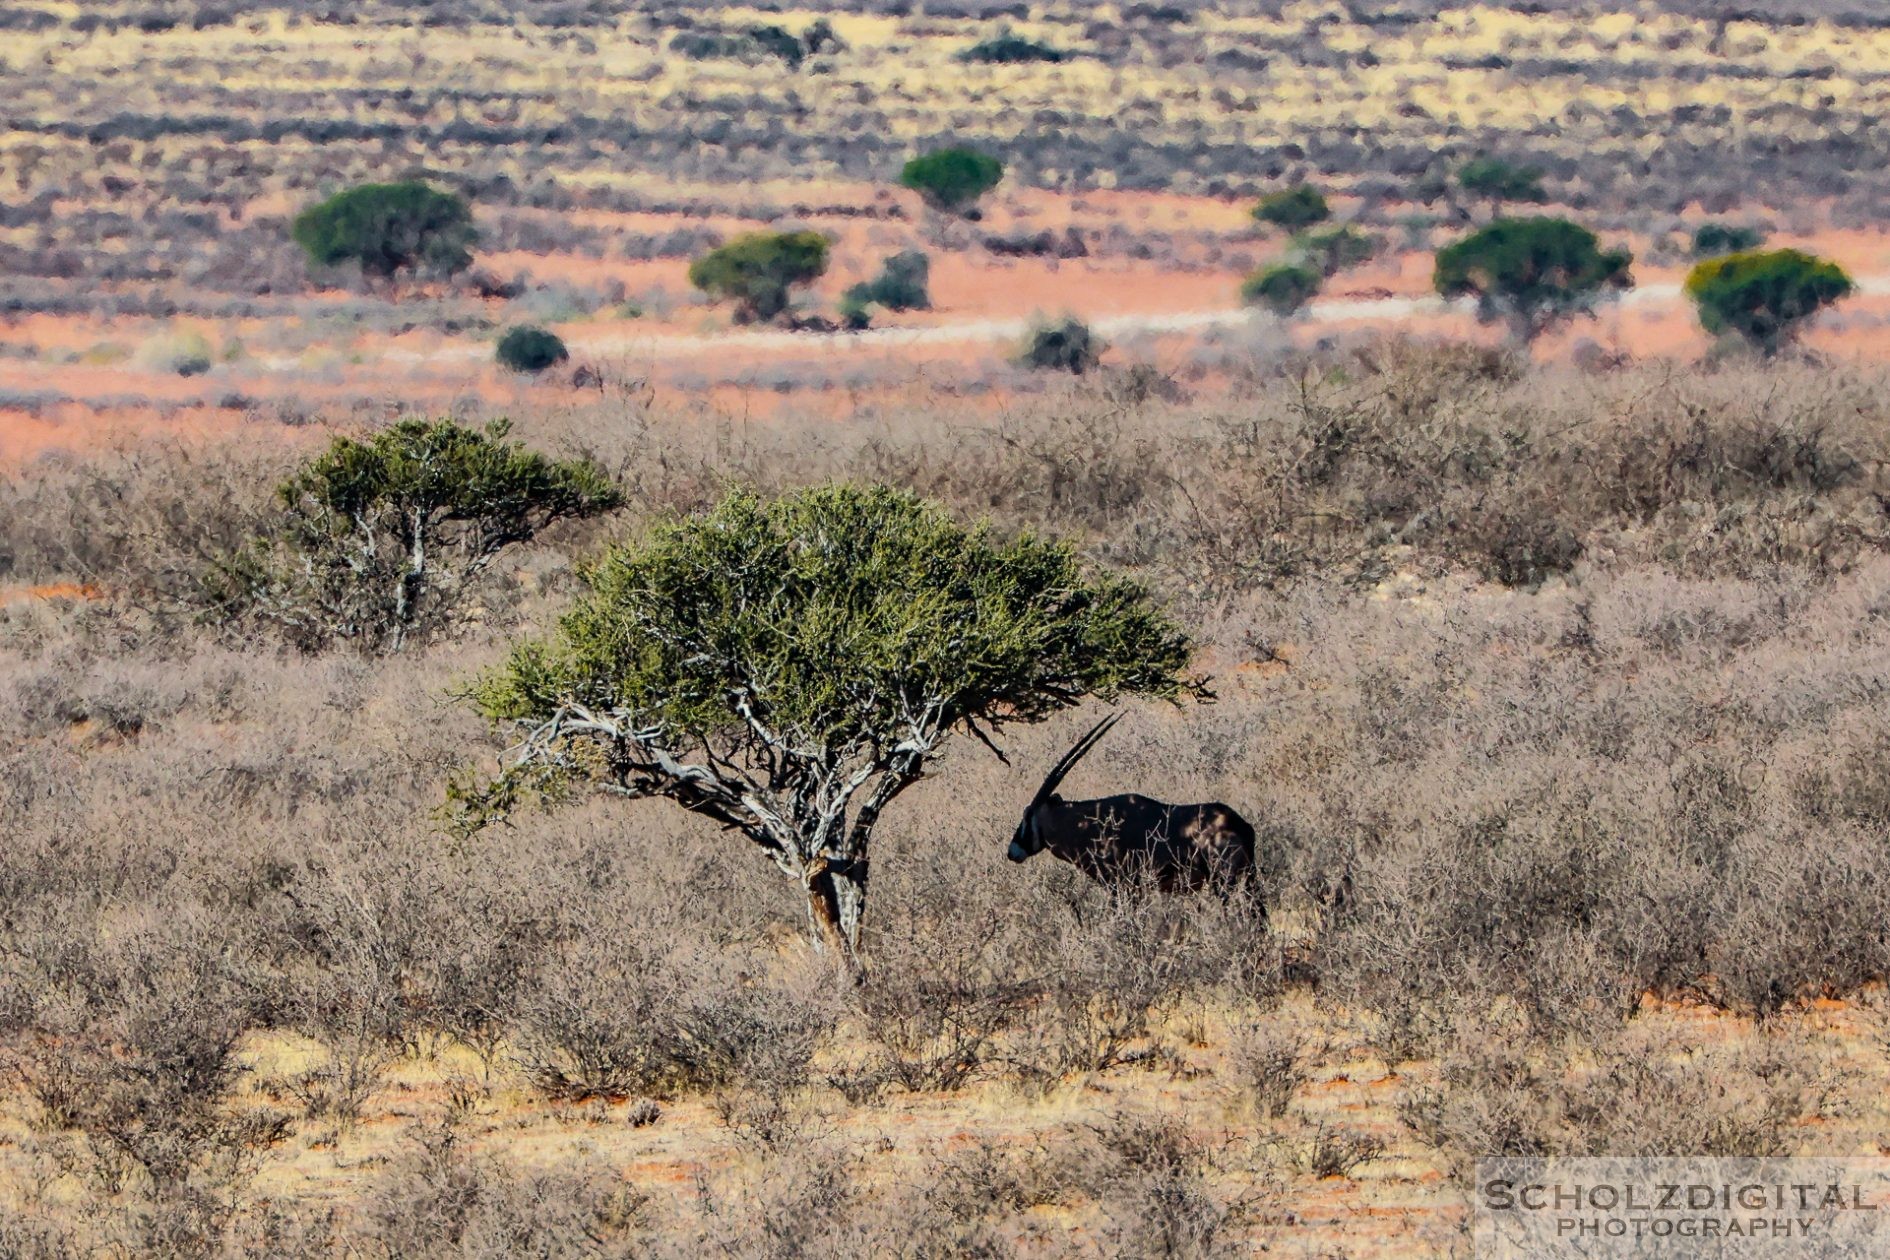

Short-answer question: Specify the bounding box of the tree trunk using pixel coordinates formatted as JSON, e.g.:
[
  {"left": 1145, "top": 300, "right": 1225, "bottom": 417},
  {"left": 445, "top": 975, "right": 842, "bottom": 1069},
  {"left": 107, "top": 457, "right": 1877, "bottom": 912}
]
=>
[{"left": 804, "top": 853, "right": 868, "bottom": 971}]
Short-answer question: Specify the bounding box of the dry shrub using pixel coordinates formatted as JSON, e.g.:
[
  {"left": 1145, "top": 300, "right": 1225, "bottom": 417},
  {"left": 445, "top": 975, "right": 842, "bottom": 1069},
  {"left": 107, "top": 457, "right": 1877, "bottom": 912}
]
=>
[
  {"left": 1087, "top": 1112, "right": 1276, "bottom": 1260},
  {"left": 346, "top": 1122, "right": 651, "bottom": 1259},
  {"left": 1400, "top": 1014, "right": 1824, "bottom": 1180},
  {"left": 508, "top": 923, "right": 839, "bottom": 1105},
  {"left": 1000, "top": 869, "right": 1276, "bottom": 1089},
  {"left": 5, "top": 349, "right": 1890, "bottom": 1249},
  {"left": 1227, "top": 1020, "right": 1313, "bottom": 1120},
  {"left": 679, "top": 1143, "right": 888, "bottom": 1260},
  {"left": 0, "top": 914, "right": 289, "bottom": 1258},
  {"left": 1298, "top": 1126, "right": 1385, "bottom": 1180},
  {"left": 847, "top": 866, "right": 1030, "bottom": 1096}
]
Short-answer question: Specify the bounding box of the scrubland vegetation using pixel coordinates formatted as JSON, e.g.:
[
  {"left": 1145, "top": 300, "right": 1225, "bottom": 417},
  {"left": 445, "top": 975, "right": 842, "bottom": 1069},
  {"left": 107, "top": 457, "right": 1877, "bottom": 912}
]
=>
[
  {"left": 9, "top": 0, "right": 1890, "bottom": 326},
  {"left": 5, "top": 346, "right": 1890, "bottom": 1255},
  {"left": 8, "top": 1, "right": 1890, "bottom": 1255}
]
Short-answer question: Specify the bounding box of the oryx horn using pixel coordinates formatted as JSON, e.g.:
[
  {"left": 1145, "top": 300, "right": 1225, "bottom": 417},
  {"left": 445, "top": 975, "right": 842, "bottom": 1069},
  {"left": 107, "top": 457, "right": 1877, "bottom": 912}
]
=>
[{"left": 1031, "top": 712, "right": 1122, "bottom": 806}]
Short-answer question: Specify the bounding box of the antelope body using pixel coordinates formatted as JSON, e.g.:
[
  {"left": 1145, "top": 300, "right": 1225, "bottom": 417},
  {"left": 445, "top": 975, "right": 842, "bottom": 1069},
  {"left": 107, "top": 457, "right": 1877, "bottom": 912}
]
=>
[{"left": 1007, "top": 714, "right": 1260, "bottom": 897}]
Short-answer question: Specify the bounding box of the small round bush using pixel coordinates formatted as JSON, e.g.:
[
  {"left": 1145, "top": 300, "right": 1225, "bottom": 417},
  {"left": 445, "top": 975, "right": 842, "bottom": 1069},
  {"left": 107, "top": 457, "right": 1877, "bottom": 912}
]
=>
[
  {"left": 1016, "top": 317, "right": 1101, "bottom": 374},
  {"left": 1252, "top": 185, "right": 1330, "bottom": 232},
  {"left": 1241, "top": 264, "right": 1321, "bottom": 316},
  {"left": 496, "top": 326, "right": 569, "bottom": 374},
  {"left": 1690, "top": 222, "right": 1767, "bottom": 259},
  {"left": 1455, "top": 158, "right": 1548, "bottom": 206}
]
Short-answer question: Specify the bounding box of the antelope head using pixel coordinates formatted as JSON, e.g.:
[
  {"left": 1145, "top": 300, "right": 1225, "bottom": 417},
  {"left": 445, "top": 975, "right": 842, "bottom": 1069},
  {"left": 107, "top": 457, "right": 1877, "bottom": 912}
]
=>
[{"left": 1008, "top": 712, "right": 1121, "bottom": 863}]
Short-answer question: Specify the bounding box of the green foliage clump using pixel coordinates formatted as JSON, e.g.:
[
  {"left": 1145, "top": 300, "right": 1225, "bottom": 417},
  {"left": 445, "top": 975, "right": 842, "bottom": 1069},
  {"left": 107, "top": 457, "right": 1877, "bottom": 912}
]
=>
[
  {"left": 1016, "top": 317, "right": 1102, "bottom": 374},
  {"left": 843, "top": 250, "right": 931, "bottom": 317},
  {"left": 1433, "top": 217, "right": 1633, "bottom": 342},
  {"left": 669, "top": 23, "right": 821, "bottom": 68},
  {"left": 1252, "top": 185, "right": 1330, "bottom": 232},
  {"left": 865, "top": 249, "right": 931, "bottom": 310},
  {"left": 495, "top": 326, "right": 569, "bottom": 374},
  {"left": 291, "top": 182, "right": 476, "bottom": 280},
  {"left": 745, "top": 23, "right": 806, "bottom": 67},
  {"left": 1241, "top": 263, "right": 1321, "bottom": 316},
  {"left": 206, "top": 419, "right": 618, "bottom": 653},
  {"left": 1456, "top": 157, "right": 1548, "bottom": 207},
  {"left": 1685, "top": 248, "right": 1852, "bottom": 354},
  {"left": 959, "top": 30, "right": 1068, "bottom": 63},
  {"left": 838, "top": 290, "right": 874, "bottom": 330},
  {"left": 687, "top": 231, "right": 830, "bottom": 323},
  {"left": 900, "top": 147, "right": 1005, "bottom": 214},
  {"left": 468, "top": 484, "right": 1195, "bottom": 957},
  {"left": 1690, "top": 222, "right": 1767, "bottom": 259},
  {"left": 1294, "top": 225, "right": 1379, "bottom": 277}
]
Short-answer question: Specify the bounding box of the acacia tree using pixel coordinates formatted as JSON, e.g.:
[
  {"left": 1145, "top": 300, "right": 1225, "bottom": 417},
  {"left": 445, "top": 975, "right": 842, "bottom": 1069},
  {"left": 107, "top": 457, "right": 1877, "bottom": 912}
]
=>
[
  {"left": 687, "top": 231, "right": 830, "bottom": 323},
  {"left": 464, "top": 485, "right": 1196, "bottom": 964},
  {"left": 1685, "top": 248, "right": 1852, "bottom": 354},
  {"left": 292, "top": 181, "right": 476, "bottom": 281},
  {"left": 1434, "top": 217, "right": 1632, "bottom": 343},
  {"left": 206, "top": 419, "right": 619, "bottom": 652},
  {"left": 900, "top": 147, "right": 1004, "bottom": 215}
]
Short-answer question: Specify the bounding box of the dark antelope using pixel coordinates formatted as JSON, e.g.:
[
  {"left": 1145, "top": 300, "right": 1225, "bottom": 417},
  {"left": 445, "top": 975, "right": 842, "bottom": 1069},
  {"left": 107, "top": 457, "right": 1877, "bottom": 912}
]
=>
[{"left": 1006, "top": 713, "right": 1260, "bottom": 899}]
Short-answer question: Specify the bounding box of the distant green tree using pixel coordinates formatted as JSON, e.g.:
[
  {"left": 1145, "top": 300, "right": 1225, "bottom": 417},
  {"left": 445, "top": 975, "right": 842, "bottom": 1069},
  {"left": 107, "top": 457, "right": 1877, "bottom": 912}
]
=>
[
  {"left": 462, "top": 484, "right": 1196, "bottom": 961},
  {"left": 900, "top": 147, "right": 1005, "bottom": 215},
  {"left": 206, "top": 419, "right": 619, "bottom": 652},
  {"left": 1456, "top": 158, "right": 1548, "bottom": 212},
  {"left": 1434, "top": 217, "right": 1633, "bottom": 342},
  {"left": 1690, "top": 222, "right": 1767, "bottom": 259},
  {"left": 687, "top": 231, "right": 830, "bottom": 323},
  {"left": 959, "top": 30, "right": 1068, "bottom": 63},
  {"left": 1294, "top": 225, "right": 1379, "bottom": 277},
  {"left": 1252, "top": 185, "right": 1330, "bottom": 232},
  {"left": 1685, "top": 248, "right": 1852, "bottom": 354},
  {"left": 1017, "top": 317, "right": 1102, "bottom": 374},
  {"left": 292, "top": 182, "right": 476, "bottom": 280},
  {"left": 844, "top": 250, "right": 931, "bottom": 314},
  {"left": 838, "top": 290, "right": 874, "bottom": 330},
  {"left": 1241, "top": 263, "right": 1321, "bottom": 315},
  {"left": 495, "top": 326, "right": 569, "bottom": 374},
  {"left": 746, "top": 23, "right": 806, "bottom": 68}
]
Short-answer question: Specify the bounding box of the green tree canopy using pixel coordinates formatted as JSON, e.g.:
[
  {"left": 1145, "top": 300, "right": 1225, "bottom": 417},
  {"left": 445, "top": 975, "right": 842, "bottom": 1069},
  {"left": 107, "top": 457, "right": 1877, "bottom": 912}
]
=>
[
  {"left": 1690, "top": 222, "right": 1766, "bottom": 259},
  {"left": 1685, "top": 248, "right": 1852, "bottom": 354},
  {"left": 958, "top": 30, "right": 1068, "bottom": 63},
  {"left": 291, "top": 181, "right": 476, "bottom": 280},
  {"left": 495, "top": 326, "right": 569, "bottom": 374},
  {"left": 900, "top": 147, "right": 1005, "bottom": 214},
  {"left": 206, "top": 419, "right": 618, "bottom": 652},
  {"left": 466, "top": 484, "right": 1196, "bottom": 960},
  {"left": 1252, "top": 184, "right": 1330, "bottom": 232},
  {"left": 687, "top": 231, "right": 830, "bottom": 323},
  {"left": 1433, "top": 217, "right": 1633, "bottom": 342},
  {"left": 1293, "top": 225, "right": 1379, "bottom": 277},
  {"left": 846, "top": 249, "right": 931, "bottom": 312},
  {"left": 1455, "top": 157, "right": 1548, "bottom": 209},
  {"left": 1241, "top": 263, "right": 1321, "bottom": 316}
]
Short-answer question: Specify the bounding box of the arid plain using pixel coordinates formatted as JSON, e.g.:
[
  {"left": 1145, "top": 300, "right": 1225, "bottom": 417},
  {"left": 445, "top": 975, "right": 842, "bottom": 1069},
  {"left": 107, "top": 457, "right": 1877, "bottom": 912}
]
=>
[{"left": 7, "top": 3, "right": 1890, "bottom": 1258}]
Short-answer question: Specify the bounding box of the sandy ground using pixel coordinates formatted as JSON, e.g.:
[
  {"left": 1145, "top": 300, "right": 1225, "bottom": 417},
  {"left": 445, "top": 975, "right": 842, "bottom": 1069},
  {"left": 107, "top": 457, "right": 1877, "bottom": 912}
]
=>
[
  {"left": 4, "top": 190, "right": 1890, "bottom": 462},
  {"left": 0, "top": 990, "right": 1871, "bottom": 1257}
]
